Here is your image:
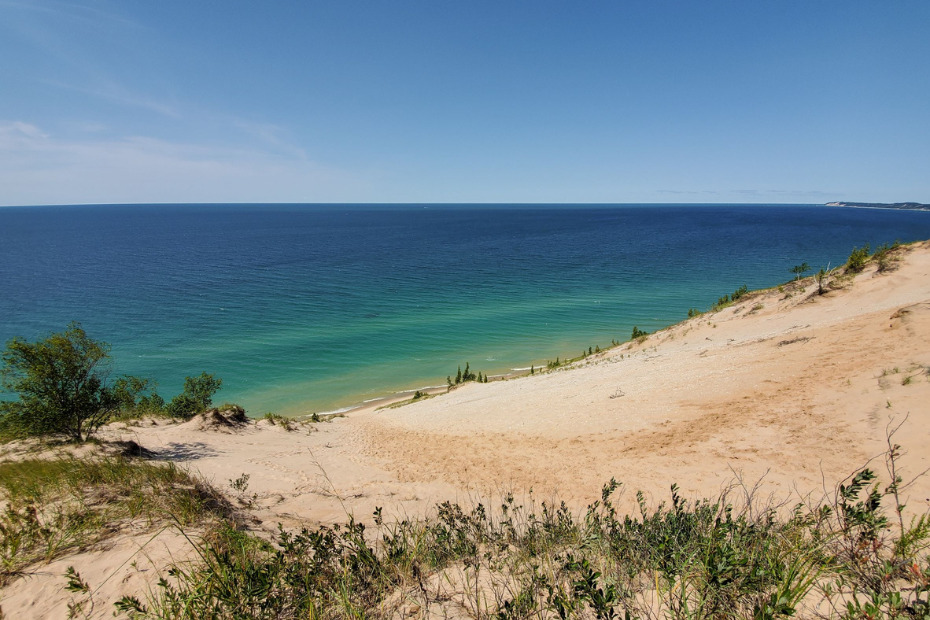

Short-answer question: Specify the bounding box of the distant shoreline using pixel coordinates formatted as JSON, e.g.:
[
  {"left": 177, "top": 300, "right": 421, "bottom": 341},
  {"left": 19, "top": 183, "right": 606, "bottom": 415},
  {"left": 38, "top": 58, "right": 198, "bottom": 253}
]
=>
[{"left": 826, "top": 201, "right": 930, "bottom": 211}]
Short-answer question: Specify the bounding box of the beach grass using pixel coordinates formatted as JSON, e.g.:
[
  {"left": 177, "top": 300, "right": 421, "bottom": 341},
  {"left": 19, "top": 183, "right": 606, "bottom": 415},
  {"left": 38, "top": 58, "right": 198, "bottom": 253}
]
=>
[
  {"left": 0, "top": 454, "right": 232, "bottom": 586},
  {"left": 89, "top": 441, "right": 928, "bottom": 619}
]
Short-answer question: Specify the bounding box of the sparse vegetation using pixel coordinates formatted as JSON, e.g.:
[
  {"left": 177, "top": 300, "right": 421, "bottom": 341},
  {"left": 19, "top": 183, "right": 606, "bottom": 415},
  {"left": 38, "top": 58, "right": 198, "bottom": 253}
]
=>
[
  {"left": 95, "top": 441, "right": 930, "bottom": 620},
  {"left": 0, "top": 456, "right": 231, "bottom": 586},
  {"left": 815, "top": 265, "right": 832, "bottom": 295},
  {"left": 874, "top": 241, "right": 902, "bottom": 273},
  {"left": 790, "top": 262, "right": 811, "bottom": 280},
  {"left": 451, "top": 362, "right": 488, "bottom": 386},
  {"left": 262, "top": 412, "right": 295, "bottom": 430},
  {"left": 846, "top": 244, "right": 871, "bottom": 273},
  {"left": 711, "top": 284, "right": 749, "bottom": 311}
]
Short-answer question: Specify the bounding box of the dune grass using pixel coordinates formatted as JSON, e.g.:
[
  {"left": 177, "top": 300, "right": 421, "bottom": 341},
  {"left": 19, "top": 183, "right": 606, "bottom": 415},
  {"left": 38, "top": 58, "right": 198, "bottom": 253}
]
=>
[
  {"left": 0, "top": 455, "right": 232, "bottom": 586},
  {"left": 98, "top": 441, "right": 929, "bottom": 619}
]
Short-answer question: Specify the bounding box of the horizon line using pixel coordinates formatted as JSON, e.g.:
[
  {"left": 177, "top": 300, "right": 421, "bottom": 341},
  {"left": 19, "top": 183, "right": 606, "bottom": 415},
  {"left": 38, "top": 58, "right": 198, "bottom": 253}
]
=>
[{"left": 0, "top": 201, "right": 845, "bottom": 209}]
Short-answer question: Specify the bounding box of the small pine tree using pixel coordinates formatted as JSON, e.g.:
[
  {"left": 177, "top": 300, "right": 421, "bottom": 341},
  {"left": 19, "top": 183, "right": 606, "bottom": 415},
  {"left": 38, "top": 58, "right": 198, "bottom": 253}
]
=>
[
  {"left": 790, "top": 262, "right": 811, "bottom": 280},
  {"left": 455, "top": 366, "right": 462, "bottom": 384},
  {"left": 847, "top": 244, "right": 871, "bottom": 273},
  {"left": 530, "top": 365, "right": 535, "bottom": 375}
]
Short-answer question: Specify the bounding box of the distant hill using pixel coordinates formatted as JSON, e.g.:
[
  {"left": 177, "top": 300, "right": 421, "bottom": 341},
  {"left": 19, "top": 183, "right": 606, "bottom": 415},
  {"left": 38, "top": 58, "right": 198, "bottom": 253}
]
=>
[{"left": 826, "top": 201, "right": 930, "bottom": 211}]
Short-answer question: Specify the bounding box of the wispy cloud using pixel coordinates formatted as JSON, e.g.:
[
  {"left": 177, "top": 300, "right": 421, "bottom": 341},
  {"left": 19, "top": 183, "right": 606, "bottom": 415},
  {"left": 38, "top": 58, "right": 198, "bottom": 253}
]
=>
[
  {"left": 2, "top": 0, "right": 181, "bottom": 118},
  {"left": 0, "top": 121, "right": 365, "bottom": 205},
  {"left": 44, "top": 78, "right": 183, "bottom": 118},
  {"left": 0, "top": 121, "right": 49, "bottom": 142},
  {"left": 0, "top": 0, "right": 137, "bottom": 28}
]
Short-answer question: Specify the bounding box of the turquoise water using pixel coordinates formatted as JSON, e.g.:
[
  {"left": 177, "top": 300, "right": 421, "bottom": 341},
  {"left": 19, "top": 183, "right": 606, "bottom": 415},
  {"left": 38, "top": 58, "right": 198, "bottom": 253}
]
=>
[{"left": 1, "top": 204, "right": 929, "bottom": 415}]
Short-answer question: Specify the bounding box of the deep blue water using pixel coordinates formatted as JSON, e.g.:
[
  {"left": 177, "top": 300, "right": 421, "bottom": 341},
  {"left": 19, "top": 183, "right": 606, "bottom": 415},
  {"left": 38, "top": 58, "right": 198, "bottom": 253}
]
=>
[{"left": 1, "top": 204, "right": 928, "bottom": 415}]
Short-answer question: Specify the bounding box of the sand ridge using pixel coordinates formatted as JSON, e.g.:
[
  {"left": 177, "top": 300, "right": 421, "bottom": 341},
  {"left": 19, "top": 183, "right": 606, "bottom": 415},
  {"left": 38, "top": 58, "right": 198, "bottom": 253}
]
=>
[{"left": 2, "top": 241, "right": 930, "bottom": 617}]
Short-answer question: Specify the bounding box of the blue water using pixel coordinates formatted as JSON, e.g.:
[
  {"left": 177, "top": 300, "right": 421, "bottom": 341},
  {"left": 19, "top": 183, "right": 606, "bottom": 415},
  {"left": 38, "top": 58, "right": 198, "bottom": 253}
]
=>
[{"left": 1, "top": 204, "right": 928, "bottom": 415}]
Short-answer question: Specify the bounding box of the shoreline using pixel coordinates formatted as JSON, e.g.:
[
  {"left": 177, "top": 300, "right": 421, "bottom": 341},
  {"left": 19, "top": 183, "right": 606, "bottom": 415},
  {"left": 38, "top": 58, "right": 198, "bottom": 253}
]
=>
[
  {"left": 300, "top": 367, "right": 540, "bottom": 419},
  {"left": 4, "top": 239, "right": 930, "bottom": 617},
  {"left": 826, "top": 201, "right": 930, "bottom": 211},
  {"left": 293, "top": 344, "right": 640, "bottom": 419}
]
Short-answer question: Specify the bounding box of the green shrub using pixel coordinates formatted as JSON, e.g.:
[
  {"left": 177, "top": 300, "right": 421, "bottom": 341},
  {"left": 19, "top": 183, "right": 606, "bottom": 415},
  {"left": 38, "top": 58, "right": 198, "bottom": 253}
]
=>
[
  {"left": 167, "top": 372, "right": 222, "bottom": 419},
  {"left": 790, "top": 262, "right": 811, "bottom": 280},
  {"left": 452, "top": 362, "right": 482, "bottom": 384},
  {"left": 846, "top": 244, "right": 871, "bottom": 273},
  {"left": 0, "top": 323, "right": 151, "bottom": 442}
]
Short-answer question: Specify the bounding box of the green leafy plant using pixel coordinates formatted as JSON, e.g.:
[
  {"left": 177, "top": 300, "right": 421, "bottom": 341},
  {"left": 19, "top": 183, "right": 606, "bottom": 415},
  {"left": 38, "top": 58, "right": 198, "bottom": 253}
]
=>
[
  {"left": 0, "top": 323, "right": 149, "bottom": 441},
  {"left": 790, "top": 262, "right": 811, "bottom": 280},
  {"left": 166, "top": 372, "right": 223, "bottom": 418},
  {"left": 846, "top": 244, "right": 871, "bottom": 273}
]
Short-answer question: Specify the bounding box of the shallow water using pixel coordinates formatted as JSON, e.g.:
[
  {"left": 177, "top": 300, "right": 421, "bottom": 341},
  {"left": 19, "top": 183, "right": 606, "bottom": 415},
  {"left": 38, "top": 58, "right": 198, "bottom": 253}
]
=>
[{"left": 2, "top": 203, "right": 928, "bottom": 415}]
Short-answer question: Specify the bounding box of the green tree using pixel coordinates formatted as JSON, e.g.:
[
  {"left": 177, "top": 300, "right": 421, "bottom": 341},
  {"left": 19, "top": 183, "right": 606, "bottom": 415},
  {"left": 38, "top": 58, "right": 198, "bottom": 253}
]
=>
[
  {"left": 847, "top": 244, "right": 871, "bottom": 273},
  {"left": 790, "top": 262, "right": 811, "bottom": 280},
  {"left": 167, "top": 372, "right": 223, "bottom": 418},
  {"left": 0, "top": 323, "right": 145, "bottom": 441},
  {"left": 112, "top": 375, "right": 164, "bottom": 416}
]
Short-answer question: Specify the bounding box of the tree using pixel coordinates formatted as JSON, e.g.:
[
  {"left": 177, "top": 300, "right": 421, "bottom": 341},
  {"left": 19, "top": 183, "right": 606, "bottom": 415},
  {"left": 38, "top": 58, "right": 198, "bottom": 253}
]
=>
[
  {"left": 846, "top": 244, "right": 871, "bottom": 273},
  {"left": 790, "top": 262, "right": 811, "bottom": 280},
  {"left": 167, "top": 372, "right": 222, "bottom": 418},
  {"left": 815, "top": 265, "right": 831, "bottom": 295},
  {"left": 0, "top": 323, "right": 145, "bottom": 441},
  {"left": 112, "top": 375, "right": 163, "bottom": 416}
]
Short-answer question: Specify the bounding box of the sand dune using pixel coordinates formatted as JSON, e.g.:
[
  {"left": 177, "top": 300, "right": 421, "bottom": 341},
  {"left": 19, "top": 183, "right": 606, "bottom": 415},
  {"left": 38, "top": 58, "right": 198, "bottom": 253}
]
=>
[{"left": 3, "top": 241, "right": 930, "bottom": 617}]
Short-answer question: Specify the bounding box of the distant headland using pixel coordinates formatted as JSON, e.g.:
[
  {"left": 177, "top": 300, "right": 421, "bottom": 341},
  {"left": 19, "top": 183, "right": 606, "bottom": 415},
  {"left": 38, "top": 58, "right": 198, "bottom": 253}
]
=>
[{"left": 826, "top": 201, "right": 930, "bottom": 211}]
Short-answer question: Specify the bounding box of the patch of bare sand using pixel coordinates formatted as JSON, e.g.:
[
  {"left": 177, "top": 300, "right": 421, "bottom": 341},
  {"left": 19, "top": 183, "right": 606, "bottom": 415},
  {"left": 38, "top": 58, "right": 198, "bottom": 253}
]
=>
[
  {"left": 3, "top": 242, "right": 930, "bottom": 618},
  {"left": 356, "top": 241, "right": 930, "bottom": 512}
]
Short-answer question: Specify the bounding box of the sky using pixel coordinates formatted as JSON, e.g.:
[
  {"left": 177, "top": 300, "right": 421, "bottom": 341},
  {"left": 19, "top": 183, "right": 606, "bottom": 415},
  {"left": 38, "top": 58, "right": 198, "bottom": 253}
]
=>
[{"left": 1, "top": 1, "right": 928, "bottom": 205}]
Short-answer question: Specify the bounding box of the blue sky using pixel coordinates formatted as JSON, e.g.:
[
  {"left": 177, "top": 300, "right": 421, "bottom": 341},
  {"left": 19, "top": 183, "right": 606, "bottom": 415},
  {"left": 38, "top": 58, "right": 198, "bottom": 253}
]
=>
[{"left": 1, "top": 1, "right": 928, "bottom": 205}]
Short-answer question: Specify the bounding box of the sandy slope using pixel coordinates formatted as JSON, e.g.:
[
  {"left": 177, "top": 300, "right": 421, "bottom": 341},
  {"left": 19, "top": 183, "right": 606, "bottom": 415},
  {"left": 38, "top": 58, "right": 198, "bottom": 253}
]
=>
[{"left": 2, "top": 242, "right": 930, "bottom": 617}]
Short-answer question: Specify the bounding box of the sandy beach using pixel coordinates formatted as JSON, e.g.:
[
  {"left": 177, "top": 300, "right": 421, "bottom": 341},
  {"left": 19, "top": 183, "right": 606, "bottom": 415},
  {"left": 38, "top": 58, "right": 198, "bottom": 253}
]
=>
[{"left": 2, "top": 241, "right": 930, "bottom": 617}]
